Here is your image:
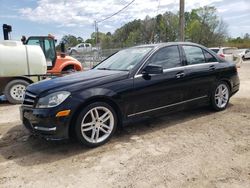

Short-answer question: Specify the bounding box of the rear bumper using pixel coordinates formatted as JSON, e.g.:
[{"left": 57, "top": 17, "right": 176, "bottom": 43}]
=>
[
  {"left": 20, "top": 106, "right": 70, "bottom": 140},
  {"left": 231, "top": 83, "right": 240, "bottom": 96},
  {"left": 231, "top": 74, "right": 240, "bottom": 96}
]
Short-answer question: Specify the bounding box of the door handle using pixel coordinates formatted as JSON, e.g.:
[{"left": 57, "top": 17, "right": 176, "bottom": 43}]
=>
[
  {"left": 176, "top": 72, "right": 185, "bottom": 78},
  {"left": 209, "top": 65, "right": 216, "bottom": 71}
]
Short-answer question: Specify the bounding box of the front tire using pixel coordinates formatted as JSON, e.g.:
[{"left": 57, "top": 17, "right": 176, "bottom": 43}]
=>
[
  {"left": 74, "top": 102, "right": 117, "bottom": 147},
  {"left": 211, "top": 81, "right": 230, "bottom": 111},
  {"left": 4, "top": 79, "right": 29, "bottom": 104}
]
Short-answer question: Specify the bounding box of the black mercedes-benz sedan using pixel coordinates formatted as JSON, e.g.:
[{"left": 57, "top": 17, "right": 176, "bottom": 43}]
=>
[{"left": 20, "top": 42, "right": 240, "bottom": 147}]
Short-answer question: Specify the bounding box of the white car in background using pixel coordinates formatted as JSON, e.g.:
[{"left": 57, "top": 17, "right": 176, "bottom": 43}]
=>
[
  {"left": 209, "top": 47, "right": 242, "bottom": 67},
  {"left": 209, "top": 47, "right": 238, "bottom": 61},
  {"left": 68, "top": 43, "right": 98, "bottom": 55},
  {"left": 235, "top": 49, "right": 250, "bottom": 60}
]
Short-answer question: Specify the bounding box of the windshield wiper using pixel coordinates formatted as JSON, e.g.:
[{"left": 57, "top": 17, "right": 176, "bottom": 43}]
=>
[
  {"left": 97, "top": 68, "right": 128, "bottom": 71},
  {"left": 97, "top": 68, "right": 111, "bottom": 70}
]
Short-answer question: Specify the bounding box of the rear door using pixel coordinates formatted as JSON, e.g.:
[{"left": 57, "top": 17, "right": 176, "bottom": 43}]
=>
[{"left": 181, "top": 45, "right": 218, "bottom": 101}]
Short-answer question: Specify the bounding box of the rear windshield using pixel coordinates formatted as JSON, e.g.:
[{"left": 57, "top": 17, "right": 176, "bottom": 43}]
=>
[
  {"left": 223, "top": 48, "right": 238, "bottom": 54},
  {"left": 210, "top": 49, "right": 219, "bottom": 53}
]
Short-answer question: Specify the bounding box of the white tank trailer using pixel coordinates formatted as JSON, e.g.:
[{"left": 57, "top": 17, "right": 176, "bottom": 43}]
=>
[{"left": 0, "top": 40, "right": 47, "bottom": 104}]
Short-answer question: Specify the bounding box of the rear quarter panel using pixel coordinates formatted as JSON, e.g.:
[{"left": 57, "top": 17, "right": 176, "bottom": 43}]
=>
[{"left": 216, "top": 62, "right": 239, "bottom": 91}]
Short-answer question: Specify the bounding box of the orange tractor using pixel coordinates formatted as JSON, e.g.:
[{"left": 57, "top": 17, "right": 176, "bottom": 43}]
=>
[{"left": 24, "top": 35, "right": 83, "bottom": 73}]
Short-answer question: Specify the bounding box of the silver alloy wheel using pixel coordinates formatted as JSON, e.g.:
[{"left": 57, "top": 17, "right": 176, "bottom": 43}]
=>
[
  {"left": 81, "top": 106, "right": 114, "bottom": 144},
  {"left": 215, "top": 83, "right": 229, "bottom": 108},
  {"left": 10, "top": 84, "right": 26, "bottom": 101}
]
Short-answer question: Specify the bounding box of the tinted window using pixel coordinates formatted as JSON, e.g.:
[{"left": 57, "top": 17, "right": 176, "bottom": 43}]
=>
[
  {"left": 85, "top": 44, "right": 90, "bottom": 47},
  {"left": 183, "top": 46, "right": 205, "bottom": 65},
  {"left": 203, "top": 50, "right": 217, "bottom": 62},
  {"left": 149, "top": 46, "right": 181, "bottom": 69}
]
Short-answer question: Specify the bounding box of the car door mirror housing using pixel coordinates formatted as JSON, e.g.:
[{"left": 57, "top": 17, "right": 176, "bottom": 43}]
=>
[{"left": 142, "top": 65, "right": 163, "bottom": 75}]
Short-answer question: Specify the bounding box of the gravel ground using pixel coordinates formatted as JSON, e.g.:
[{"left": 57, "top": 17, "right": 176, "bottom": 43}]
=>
[{"left": 0, "top": 61, "right": 250, "bottom": 188}]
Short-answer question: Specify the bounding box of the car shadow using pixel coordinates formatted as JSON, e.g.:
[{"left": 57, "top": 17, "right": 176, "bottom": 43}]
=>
[
  {"left": 0, "top": 102, "right": 11, "bottom": 106},
  {"left": 0, "top": 105, "right": 225, "bottom": 167}
]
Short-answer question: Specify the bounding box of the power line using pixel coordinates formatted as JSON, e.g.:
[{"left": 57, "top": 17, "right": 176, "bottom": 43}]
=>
[{"left": 96, "top": 0, "right": 136, "bottom": 23}]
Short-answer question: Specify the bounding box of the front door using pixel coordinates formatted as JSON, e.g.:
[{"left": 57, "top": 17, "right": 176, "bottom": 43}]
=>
[{"left": 128, "top": 45, "right": 188, "bottom": 117}]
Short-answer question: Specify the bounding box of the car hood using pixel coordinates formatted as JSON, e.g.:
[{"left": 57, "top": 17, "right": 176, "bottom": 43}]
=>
[{"left": 27, "top": 69, "right": 129, "bottom": 95}]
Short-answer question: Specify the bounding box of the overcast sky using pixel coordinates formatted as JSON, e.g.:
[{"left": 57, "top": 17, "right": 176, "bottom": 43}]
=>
[{"left": 0, "top": 0, "right": 249, "bottom": 41}]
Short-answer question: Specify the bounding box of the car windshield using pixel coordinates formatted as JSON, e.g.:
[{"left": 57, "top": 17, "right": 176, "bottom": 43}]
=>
[{"left": 94, "top": 47, "right": 152, "bottom": 71}]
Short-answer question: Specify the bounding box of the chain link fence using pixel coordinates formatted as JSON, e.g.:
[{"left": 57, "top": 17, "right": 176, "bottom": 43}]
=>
[{"left": 70, "top": 48, "right": 120, "bottom": 70}]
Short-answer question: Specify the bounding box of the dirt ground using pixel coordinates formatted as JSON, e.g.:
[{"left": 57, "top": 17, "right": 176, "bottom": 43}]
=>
[{"left": 0, "top": 62, "right": 250, "bottom": 188}]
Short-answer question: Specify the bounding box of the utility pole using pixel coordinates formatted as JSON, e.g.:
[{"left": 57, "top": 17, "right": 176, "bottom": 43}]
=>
[
  {"left": 179, "top": 0, "right": 185, "bottom": 41},
  {"left": 94, "top": 20, "right": 100, "bottom": 66},
  {"left": 94, "top": 21, "right": 98, "bottom": 47}
]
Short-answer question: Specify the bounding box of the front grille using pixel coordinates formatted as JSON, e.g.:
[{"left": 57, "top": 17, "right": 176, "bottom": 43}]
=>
[{"left": 23, "top": 91, "right": 36, "bottom": 107}]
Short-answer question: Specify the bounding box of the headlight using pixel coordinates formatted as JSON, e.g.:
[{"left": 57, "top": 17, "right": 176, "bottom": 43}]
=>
[{"left": 36, "top": 91, "right": 70, "bottom": 108}]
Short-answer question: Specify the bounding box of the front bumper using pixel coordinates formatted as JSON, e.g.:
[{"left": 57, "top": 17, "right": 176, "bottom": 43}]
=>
[{"left": 20, "top": 106, "right": 71, "bottom": 140}]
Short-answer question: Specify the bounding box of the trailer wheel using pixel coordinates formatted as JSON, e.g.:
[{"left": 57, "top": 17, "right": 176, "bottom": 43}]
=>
[{"left": 4, "top": 79, "right": 30, "bottom": 104}]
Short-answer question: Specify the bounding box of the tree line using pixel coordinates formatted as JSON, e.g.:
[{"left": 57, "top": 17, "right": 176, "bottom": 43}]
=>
[{"left": 60, "top": 6, "right": 249, "bottom": 50}]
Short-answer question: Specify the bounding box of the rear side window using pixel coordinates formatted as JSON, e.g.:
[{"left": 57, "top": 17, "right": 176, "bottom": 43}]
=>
[
  {"left": 183, "top": 45, "right": 205, "bottom": 65},
  {"left": 203, "top": 50, "right": 217, "bottom": 63},
  {"left": 149, "top": 45, "right": 181, "bottom": 69}
]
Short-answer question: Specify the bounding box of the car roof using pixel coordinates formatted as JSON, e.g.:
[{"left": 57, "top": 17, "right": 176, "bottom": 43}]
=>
[{"left": 132, "top": 42, "right": 205, "bottom": 49}]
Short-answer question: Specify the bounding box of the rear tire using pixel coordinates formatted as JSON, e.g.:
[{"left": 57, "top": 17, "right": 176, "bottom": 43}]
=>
[
  {"left": 210, "top": 81, "right": 230, "bottom": 111},
  {"left": 4, "top": 79, "right": 30, "bottom": 104},
  {"left": 74, "top": 102, "right": 117, "bottom": 147}
]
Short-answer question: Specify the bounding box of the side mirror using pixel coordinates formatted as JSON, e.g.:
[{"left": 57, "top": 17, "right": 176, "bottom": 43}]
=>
[{"left": 142, "top": 65, "right": 163, "bottom": 76}]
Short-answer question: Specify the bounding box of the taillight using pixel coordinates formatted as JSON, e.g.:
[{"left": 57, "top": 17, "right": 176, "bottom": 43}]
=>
[{"left": 219, "top": 54, "right": 225, "bottom": 58}]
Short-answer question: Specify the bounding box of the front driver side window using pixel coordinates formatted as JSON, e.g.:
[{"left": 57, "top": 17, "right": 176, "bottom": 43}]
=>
[{"left": 149, "top": 46, "right": 181, "bottom": 69}]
